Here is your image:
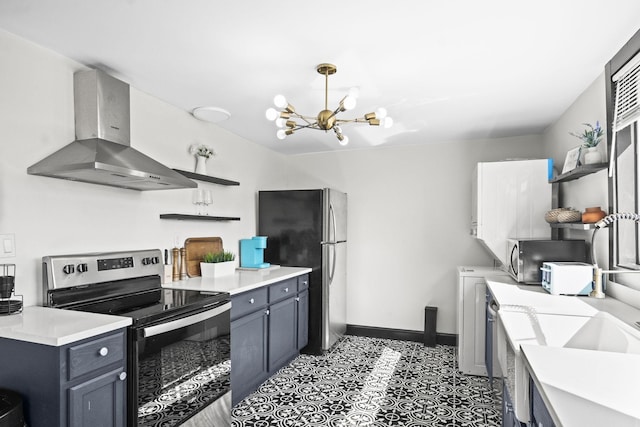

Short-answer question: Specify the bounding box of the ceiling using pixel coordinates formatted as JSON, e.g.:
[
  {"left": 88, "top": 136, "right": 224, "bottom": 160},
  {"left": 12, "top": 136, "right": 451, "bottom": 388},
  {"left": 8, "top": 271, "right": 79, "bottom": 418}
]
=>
[{"left": 1, "top": 1, "right": 640, "bottom": 155}]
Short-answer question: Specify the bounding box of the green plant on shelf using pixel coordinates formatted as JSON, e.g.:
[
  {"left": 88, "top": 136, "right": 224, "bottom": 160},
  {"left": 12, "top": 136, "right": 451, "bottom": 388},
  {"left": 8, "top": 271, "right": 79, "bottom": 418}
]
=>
[
  {"left": 569, "top": 121, "right": 603, "bottom": 148},
  {"left": 202, "top": 251, "right": 236, "bottom": 263}
]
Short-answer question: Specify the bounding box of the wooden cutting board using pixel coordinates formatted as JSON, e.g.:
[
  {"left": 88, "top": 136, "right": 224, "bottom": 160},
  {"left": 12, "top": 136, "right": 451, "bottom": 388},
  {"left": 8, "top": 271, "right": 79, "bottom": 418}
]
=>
[{"left": 184, "top": 237, "right": 223, "bottom": 277}]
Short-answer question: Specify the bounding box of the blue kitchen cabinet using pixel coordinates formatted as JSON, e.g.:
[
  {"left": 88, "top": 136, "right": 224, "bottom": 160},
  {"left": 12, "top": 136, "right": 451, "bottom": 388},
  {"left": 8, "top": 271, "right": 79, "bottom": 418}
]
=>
[
  {"left": 530, "top": 377, "right": 556, "bottom": 427},
  {"left": 230, "top": 304, "right": 269, "bottom": 405},
  {"left": 297, "top": 289, "right": 309, "bottom": 350},
  {"left": 268, "top": 296, "right": 298, "bottom": 372},
  {"left": 0, "top": 329, "right": 127, "bottom": 427},
  {"left": 231, "top": 274, "right": 310, "bottom": 406},
  {"left": 69, "top": 367, "right": 126, "bottom": 427},
  {"left": 503, "top": 385, "right": 515, "bottom": 427},
  {"left": 297, "top": 275, "right": 309, "bottom": 350}
]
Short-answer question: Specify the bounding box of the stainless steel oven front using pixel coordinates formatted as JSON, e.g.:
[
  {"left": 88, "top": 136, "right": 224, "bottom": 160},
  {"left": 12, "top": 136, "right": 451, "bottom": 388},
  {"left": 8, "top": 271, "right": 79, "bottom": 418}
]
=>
[
  {"left": 42, "top": 249, "right": 231, "bottom": 427},
  {"left": 129, "top": 300, "right": 231, "bottom": 427}
]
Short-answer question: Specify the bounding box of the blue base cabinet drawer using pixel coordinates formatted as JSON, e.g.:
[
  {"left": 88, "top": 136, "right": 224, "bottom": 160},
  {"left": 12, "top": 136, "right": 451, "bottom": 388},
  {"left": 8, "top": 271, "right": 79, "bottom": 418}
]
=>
[
  {"left": 231, "top": 287, "right": 268, "bottom": 320},
  {"left": 68, "top": 331, "right": 125, "bottom": 380},
  {"left": 269, "top": 278, "right": 296, "bottom": 303}
]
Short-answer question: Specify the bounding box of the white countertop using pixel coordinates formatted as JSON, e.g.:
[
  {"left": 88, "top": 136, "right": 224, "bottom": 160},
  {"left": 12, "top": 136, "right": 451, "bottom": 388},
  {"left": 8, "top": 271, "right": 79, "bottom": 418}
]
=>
[
  {"left": 522, "top": 344, "right": 640, "bottom": 426},
  {"left": 162, "top": 266, "right": 312, "bottom": 295},
  {"left": 0, "top": 306, "right": 132, "bottom": 347},
  {"left": 0, "top": 267, "right": 309, "bottom": 347},
  {"left": 487, "top": 277, "right": 640, "bottom": 426}
]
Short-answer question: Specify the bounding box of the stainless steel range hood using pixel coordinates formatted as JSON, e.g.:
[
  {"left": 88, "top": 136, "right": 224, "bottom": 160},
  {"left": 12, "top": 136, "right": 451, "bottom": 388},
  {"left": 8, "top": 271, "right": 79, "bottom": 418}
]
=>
[{"left": 27, "top": 69, "right": 197, "bottom": 191}]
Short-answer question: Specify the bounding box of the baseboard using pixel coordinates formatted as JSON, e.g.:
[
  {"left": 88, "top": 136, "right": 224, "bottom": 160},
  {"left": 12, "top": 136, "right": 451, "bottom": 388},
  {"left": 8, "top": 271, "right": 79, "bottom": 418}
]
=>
[{"left": 346, "top": 324, "right": 457, "bottom": 347}]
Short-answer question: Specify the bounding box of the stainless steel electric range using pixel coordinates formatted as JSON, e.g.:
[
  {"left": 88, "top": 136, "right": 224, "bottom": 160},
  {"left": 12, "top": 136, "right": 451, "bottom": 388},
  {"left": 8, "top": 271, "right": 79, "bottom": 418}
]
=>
[{"left": 42, "top": 249, "right": 231, "bottom": 427}]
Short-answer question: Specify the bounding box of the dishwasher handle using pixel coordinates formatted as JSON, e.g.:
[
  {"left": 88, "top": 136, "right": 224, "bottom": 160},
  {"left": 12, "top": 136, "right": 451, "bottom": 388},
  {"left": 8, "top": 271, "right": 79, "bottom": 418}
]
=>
[{"left": 487, "top": 300, "right": 499, "bottom": 318}]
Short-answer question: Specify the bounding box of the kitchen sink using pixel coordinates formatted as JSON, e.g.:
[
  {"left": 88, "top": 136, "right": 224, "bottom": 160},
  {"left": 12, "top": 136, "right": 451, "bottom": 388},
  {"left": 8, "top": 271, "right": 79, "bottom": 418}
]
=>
[
  {"left": 562, "top": 312, "right": 640, "bottom": 354},
  {"left": 497, "top": 308, "right": 640, "bottom": 424}
]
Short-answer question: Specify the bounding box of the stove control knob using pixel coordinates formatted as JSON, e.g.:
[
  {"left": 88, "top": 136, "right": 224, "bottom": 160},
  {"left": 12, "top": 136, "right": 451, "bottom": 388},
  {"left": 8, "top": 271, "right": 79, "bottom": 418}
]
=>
[
  {"left": 142, "top": 257, "right": 159, "bottom": 265},
  {"left": 62, "top": 264, "right": 75, "bottom": 275},
  {"left": 77, "top": 263, "right": 88, "bottom": 273}
]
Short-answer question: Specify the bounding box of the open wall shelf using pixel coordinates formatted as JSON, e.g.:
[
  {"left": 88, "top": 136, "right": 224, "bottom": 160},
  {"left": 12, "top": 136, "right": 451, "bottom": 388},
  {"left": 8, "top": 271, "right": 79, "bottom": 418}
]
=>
[
  {"left": 173, "top": 169, "right": 240, "bottom": 186},
  {"left": 160, "top": 214, "right": 241, "bottom": 221},
  {"left": 549, "top": 222, "right": 596, "bottom": 230},
  {"left": 549, "top": 163, "right": 608, "bottom": 183}
]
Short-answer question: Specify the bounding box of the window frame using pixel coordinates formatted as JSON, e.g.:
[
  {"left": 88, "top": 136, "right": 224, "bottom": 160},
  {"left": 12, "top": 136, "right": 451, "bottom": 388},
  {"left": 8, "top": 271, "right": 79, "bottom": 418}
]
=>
[{"left": 606, "top": 28, "right": 640, "bottom": 283}]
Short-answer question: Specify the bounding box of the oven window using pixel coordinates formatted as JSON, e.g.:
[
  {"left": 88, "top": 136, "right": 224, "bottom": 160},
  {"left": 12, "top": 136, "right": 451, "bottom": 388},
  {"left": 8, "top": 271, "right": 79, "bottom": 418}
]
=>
[{"left": 136, "top": 312, "right": 230, "bottom": 427}]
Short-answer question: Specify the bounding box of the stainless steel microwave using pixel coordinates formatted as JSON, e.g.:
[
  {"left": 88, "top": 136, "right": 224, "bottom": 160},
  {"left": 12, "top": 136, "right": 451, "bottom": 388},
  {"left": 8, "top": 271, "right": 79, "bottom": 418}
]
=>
[{"left": 507, "top": 239, "right": 588, "bottom": 283}]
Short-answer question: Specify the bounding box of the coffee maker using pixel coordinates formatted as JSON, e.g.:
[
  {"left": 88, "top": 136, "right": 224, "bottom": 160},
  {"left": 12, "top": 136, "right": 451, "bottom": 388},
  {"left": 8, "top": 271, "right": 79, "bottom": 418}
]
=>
[{"left": 240, "top": 236, "right": 271, "bottom": 269}]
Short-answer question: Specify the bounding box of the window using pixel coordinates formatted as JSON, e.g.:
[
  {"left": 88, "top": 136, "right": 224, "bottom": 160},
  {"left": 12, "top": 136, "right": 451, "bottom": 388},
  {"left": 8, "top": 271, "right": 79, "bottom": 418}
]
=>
[{"left": 606, "top": 28, "right": 640, "bottom": 289}]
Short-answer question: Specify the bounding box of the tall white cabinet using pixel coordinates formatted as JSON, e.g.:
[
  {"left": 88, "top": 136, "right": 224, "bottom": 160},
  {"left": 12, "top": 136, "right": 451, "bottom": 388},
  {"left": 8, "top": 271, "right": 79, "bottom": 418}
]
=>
[
  {"left": 471, "top": 159, "right": 551, "bottom": 266},
  {"left": 456, "top": 266, "right": 508, "bottom": 376}
]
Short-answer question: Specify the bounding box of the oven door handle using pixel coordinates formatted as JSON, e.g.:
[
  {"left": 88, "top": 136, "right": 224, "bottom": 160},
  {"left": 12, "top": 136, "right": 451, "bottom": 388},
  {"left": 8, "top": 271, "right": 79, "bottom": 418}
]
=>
[{"left": 142, "top": 301, "right": 231, "bottom": 338}]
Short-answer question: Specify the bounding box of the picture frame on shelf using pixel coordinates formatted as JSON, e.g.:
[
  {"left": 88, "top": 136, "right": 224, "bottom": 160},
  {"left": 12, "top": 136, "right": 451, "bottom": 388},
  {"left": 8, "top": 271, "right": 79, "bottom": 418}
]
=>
[{"left": 561, "top": 146, "right": 581, "bottom": 174}]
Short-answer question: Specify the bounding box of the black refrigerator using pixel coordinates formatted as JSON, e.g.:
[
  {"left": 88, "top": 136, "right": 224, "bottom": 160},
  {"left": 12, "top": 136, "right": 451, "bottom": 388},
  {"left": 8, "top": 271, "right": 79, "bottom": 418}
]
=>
[{"left": 258, "top": 189, "right": 347, "bottom": 354}]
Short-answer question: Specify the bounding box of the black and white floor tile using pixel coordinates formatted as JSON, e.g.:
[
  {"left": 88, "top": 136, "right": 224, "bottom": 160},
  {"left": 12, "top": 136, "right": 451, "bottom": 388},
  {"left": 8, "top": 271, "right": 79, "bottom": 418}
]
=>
[{"left": 231, "top": 335, "right": 501, "bottom": 427}]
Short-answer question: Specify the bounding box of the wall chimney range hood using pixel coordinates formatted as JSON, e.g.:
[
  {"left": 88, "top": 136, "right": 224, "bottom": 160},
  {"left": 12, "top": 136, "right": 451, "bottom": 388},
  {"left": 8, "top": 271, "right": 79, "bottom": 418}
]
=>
[{"left": 27, "top": 69, "right": 197, "bottom": 191}]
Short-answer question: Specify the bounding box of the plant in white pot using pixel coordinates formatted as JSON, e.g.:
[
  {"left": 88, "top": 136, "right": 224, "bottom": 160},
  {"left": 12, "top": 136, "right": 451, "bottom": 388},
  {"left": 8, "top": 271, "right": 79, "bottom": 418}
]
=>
[
  {"left": 200, "top": 251, "right": 236, "bottom": 278},
  {"left": 189, "top": 143, "right": 216, "bottom": 175},
  {"left": 570, "top": 121, "right": 604, "bottom": 165}
]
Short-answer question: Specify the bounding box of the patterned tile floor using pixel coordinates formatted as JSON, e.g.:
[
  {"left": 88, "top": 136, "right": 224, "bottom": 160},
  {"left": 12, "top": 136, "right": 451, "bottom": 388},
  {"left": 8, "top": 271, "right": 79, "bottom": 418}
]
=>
[{"left": 231, "top": 335, "right": 502, "bottom": 426}]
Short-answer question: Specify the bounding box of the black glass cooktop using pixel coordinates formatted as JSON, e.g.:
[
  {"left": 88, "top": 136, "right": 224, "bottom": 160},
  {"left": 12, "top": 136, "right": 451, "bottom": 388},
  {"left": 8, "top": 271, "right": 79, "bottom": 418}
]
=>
[
  {"left": 62, "top": 278, "right": 229, "bottom": 327},
  {"left": 124, "top": 289, "right": 229, "bottom": 327}
]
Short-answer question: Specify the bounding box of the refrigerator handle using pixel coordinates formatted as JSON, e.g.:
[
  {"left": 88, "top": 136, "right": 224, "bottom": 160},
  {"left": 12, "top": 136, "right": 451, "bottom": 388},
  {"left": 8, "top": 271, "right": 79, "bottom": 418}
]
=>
[{"left": 329, "top": 203, "right": 337, "bottom": 285}]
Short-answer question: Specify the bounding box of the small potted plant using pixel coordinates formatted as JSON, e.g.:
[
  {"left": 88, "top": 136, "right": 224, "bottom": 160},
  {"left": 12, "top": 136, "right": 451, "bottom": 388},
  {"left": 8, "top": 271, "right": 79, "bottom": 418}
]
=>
[
  {"left": 200, "top": 250, "right": 236, "bottom": 278},
  {"left": 569, "top": 121, "right": 604, "bottom": 165},
  {"left": 189, "top": 144, "right": 216, "bottom": 175}
]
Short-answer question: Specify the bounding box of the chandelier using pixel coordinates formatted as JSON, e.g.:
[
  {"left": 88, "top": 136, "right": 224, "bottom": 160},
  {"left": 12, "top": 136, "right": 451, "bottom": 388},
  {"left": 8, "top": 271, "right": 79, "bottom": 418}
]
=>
[{"left": 265, "top": 63, "right": 393, "bottom": 146}]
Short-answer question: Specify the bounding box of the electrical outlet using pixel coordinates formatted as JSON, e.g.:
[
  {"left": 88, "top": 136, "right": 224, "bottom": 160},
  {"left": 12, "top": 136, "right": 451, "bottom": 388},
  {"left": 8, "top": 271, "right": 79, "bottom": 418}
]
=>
[{"left": 0, "top": 234, "right": 16, "bottom": 258}]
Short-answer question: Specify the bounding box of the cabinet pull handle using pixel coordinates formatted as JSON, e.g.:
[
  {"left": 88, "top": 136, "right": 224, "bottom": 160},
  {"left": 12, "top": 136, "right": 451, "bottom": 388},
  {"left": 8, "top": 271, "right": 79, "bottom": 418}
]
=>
[
  {"left": 284, "top": 287, "right": 289, "bottom": 292},
  {"left": 249, "top": 298, "right": 255, "bottom": 304},
  {"left": 119, "top": 372, "right": 127, "bottom": 381},
  {"left": 295, "top": 297, "right": 300, "bottom": 302},
  {"left": 98, "top": 347, "right": 109, "bottom": 357},
  {"left": 265, "top": 309, "right": 270, "bottom": 316}
]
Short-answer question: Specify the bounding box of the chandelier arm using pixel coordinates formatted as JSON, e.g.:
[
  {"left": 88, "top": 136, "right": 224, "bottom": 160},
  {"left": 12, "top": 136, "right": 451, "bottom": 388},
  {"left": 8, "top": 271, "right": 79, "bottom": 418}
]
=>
[
  {"left": 291, "top": 123, "right": 321, "bottom": 131},
  {"left": 335, "top": 118, "right": 366, "bottom": 124},
  {"left": 284, "top": 112, "right": 317, "bottom": 125}
]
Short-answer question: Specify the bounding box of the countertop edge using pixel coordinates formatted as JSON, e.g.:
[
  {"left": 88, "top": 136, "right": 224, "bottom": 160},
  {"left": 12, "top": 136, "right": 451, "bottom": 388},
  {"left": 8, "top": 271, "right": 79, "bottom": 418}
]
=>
[
  {"left": 228, "top": 267, "right": 312, "bottom": 295},
  {"left": 0, "top": 306, "right": 132, "bottom": 347},
  {"left": 487, "top": 276, "right": 640, "bottom": 426},
  {"left": 162, "top": 266, "right": 312, "bottom": 295}
]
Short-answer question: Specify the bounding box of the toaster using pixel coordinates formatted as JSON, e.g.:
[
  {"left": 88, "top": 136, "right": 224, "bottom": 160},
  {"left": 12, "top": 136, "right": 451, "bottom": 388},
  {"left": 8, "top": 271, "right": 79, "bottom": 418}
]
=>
[{"left": 540, "top": 262, "right": 593, "bottom": 295}]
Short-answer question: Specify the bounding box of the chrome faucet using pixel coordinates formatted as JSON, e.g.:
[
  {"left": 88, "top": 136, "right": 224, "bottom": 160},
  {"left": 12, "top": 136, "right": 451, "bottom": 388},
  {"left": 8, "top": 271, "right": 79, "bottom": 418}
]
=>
[{"left": 590, "top": 213, "right": 640, "bottom": 299}]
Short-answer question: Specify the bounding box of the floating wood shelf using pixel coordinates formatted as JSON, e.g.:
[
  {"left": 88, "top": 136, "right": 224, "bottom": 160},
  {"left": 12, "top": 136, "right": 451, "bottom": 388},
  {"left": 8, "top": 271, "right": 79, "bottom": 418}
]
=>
[
  {"left": 549, "top": 222, "right": 596, "bottom": 230},
  {"left": 173, "top": 169, "right": 240, "bottom": 186},
  {"left": 549, "top": 163, "right": 608, "bottom": 183},
  {"left": 160, "top": 214, "right": 241, "bottom": 221}
]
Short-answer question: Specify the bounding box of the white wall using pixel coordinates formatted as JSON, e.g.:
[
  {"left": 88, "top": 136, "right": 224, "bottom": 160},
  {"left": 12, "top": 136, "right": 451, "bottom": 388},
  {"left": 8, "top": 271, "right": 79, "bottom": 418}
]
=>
[
  {"left": 542, "top": 74, "right": 609, "bottom": 265},
  {"left": 292, "top": 136, "right": 545, "bottom": 334},
  {"left": 7, "top": 24, "right": 635, "bottom": 337},
  {"left": 542, "top": 73, "right": 640, "bottom": 308},
  {"left": 0, "top": 29, "right": 310, "bottom": 306}
]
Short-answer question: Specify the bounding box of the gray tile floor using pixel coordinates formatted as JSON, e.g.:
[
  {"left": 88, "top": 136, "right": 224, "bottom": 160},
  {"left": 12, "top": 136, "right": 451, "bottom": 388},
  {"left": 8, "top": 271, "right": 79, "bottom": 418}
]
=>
[{"left": 231, "top": 335, "right": 502, "bottom": 426}]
